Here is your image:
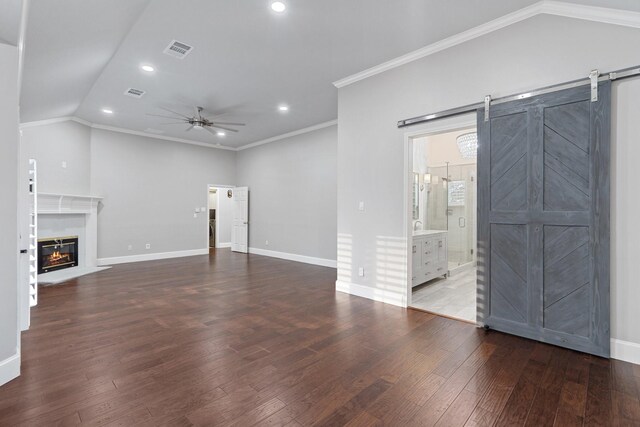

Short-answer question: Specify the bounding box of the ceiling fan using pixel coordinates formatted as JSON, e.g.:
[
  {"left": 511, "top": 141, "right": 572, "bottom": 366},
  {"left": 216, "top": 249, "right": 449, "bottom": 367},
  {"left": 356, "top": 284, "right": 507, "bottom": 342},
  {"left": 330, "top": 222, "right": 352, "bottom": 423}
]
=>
[{"left": 147, "top": 106, "right": 245, "bottom": 135}]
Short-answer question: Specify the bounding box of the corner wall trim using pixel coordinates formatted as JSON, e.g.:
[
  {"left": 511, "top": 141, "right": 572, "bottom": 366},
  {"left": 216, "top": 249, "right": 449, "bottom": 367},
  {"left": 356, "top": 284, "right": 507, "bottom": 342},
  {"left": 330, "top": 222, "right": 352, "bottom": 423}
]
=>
[
  {"left": 335, "top": 280, "right": 407, "bottom": 308},
  {"left": 611, "top": 338, "right": 640, "bottom": 365},
  {"left": 249, "top": 247, "right": 337, "bottom": 268},
  {"left": 0, "top": 353, "right": 20, "bottom": 387},
  {"left": 237, "top": 120, "right": 338, "bottom": 151},
  {"left": 332, "top": 0, "right": 640, "bottom": 88},
  {"left": 97, "top": 248, "right": 209, "bottom": 266}
]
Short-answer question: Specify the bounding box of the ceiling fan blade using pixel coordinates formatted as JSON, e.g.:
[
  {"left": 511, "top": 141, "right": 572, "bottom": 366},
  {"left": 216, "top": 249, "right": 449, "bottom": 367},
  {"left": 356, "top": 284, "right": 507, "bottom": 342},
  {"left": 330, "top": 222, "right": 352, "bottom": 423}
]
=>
[
  {"left": 212, "top": 121, "right": 246, "bottom": 126},
  {"left": 185, "top": 125, "right": 195, "bottom": 132},
  {"left": 159, "top": 106, "right": 191, "bottom": 119},
  {"left": 203, "top": 127, "right": 219, "bottom": 136},
  {"left": 146, "top": 113, "right": 185, "bottom": 120},
  {"left": 209, "top": 124, "right": 239, "bottom": 133}
]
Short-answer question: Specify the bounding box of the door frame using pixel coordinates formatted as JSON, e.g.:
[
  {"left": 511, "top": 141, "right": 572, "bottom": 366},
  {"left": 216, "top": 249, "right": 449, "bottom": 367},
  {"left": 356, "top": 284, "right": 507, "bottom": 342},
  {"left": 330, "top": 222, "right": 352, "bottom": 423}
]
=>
[
  {"left": 402, "top": 115, "right": 477, "bottom": 310},
  {"left": 207, "top": 184, "right": 234, "bottom": 249}
]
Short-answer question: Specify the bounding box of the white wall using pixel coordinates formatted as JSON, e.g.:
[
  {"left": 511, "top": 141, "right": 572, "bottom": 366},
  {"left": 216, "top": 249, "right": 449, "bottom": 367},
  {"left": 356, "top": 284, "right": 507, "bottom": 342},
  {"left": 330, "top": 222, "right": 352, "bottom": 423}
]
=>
[
  {"left": 337, "top": 15, "right": 640, "bottom": 360},
  {"left": 0, "top": 42, "right": 20, "bottom": 386},
  {"left": 90, "top": 129, "right": 236, "bottom": 259},
  {"left": 21, "top": 120, "right": 91, "bottom": 194},
  {"left": 21, "top": 122, "right": 236, "bottom": 261},
  {"left": 236, "top": 125, "right": 337, "bottom": 263}
]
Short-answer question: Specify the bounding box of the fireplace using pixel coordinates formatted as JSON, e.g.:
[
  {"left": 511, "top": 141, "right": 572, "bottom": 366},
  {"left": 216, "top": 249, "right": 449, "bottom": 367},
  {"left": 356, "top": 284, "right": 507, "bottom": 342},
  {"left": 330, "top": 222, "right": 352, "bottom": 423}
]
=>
[{"left": 38, "top": 236, "right": 79, "bottom": 274}]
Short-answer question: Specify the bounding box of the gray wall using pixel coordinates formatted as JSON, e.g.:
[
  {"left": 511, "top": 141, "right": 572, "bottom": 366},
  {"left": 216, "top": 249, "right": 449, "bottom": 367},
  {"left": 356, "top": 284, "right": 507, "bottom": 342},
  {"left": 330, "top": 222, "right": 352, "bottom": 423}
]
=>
[
  {"left": 0, "top": 42, "right": 19, "bottom": 374},
  {"left": 236, "top": 125, "right": 337, "bottom": 261},
  {"left": 21, "top": 120, "right": 91, "bottom": 194},
  {"left": 337, "top": 15, "right": 640, "bottom": 347},
  {"left": 90, "top": 129, "right": 236, "bottom": 258}
]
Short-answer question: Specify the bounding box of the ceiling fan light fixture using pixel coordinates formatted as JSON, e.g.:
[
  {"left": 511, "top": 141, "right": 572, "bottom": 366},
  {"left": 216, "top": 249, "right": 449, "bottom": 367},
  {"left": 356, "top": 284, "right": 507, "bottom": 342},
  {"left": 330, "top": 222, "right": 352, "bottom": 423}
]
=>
[
  {"left": 278, "top": 105, "right": 289, "bottom": 112},
  {"left": 140, "top": 64, "right": 155, "bottom": 72},
  {"left": 271, "top": 1, "right": 286, "bottom": 13},
  {"left": 101, "top": 108, "right": 113, "bottom": 114}
]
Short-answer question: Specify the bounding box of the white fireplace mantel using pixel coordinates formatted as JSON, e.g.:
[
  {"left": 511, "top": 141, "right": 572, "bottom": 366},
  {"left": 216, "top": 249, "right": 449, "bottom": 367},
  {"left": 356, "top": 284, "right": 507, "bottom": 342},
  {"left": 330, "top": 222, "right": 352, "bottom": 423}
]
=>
[
  {"left": 37, "top": 193, "right": 107, "bottom": 284},
  {"left": 37, "top": 193, "right": 102, "bottom": 215}
]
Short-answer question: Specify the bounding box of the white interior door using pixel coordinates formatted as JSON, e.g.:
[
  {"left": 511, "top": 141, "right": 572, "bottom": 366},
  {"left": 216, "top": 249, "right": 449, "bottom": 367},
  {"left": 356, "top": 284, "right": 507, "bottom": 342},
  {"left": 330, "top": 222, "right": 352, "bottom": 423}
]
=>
[{"left": 231, "top": 187, "right": 249, "bottom": 253}]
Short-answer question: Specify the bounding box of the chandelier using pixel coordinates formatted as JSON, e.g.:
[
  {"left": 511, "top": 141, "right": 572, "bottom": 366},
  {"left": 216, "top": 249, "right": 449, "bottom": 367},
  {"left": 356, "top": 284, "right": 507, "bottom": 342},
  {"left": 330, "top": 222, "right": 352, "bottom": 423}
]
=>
[{"left": 456, "top": 132, "right": 478, "bottom": 159}]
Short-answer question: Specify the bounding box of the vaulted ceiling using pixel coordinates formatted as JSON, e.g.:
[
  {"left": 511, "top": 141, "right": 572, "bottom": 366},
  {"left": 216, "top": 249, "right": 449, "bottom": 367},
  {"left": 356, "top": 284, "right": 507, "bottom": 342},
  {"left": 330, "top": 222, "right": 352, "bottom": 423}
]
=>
[{"left": 14, "top": 0, "right": 640, "bottom": 148}]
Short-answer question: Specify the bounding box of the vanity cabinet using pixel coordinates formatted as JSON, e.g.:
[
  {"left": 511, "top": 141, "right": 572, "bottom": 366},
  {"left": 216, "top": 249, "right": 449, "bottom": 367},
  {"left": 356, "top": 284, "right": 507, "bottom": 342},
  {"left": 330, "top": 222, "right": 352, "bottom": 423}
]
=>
[{"left": 411, "top": 231, "right": 447, "bottom": 287}]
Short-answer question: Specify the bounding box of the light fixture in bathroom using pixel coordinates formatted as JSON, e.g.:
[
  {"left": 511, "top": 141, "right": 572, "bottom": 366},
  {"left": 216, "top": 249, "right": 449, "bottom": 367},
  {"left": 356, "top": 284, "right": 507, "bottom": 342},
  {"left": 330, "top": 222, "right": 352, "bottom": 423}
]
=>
[{"left": 456, "top": 132, "right": 478, "bottom": 159}]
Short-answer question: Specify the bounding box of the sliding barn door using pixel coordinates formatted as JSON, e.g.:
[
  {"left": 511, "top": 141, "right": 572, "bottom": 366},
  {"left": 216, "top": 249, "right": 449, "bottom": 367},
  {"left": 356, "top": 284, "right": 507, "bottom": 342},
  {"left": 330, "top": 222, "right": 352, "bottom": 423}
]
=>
[{"left": 477, "top": 82, "right": 611, "bottom": 357}]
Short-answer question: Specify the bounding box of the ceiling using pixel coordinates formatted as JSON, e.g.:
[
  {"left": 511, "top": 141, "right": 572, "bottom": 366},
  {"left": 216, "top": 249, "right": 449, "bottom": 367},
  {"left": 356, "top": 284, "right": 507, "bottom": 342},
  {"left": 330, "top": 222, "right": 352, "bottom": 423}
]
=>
[{"left": 15, "top": 0, "right": 640, "bottom": 149}]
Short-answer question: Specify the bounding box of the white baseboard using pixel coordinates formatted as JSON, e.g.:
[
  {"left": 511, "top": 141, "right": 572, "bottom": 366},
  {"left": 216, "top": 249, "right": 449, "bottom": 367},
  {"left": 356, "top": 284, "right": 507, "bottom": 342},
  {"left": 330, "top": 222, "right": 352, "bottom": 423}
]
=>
[
  {"left": 249, "top": 247, "right": 337, "bottom": 268},
  {"left": 0, "top": 353, "right": 20, "bottom": 387},
  {"left": 217, "top": 242, "right": 231, "bottom": 249},
  {"left": 611, "top": 338, "right": 640, "bottom": 365},
  {"left": 335, "top": 280, "right": 407, "bottom": 308},
  {"left": 97, "top": 248, "right": 209, "bottom": 266}
]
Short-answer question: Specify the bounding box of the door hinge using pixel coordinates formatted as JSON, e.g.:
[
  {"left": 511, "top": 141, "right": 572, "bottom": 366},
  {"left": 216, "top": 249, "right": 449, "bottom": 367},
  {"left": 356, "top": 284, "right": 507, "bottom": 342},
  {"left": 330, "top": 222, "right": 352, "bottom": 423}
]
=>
[
  {"left": 589, "top": 69, "right": 599, "bottom": 102},
  {"left": 484, "top": 95, "right": 491, "bottom": 122}
]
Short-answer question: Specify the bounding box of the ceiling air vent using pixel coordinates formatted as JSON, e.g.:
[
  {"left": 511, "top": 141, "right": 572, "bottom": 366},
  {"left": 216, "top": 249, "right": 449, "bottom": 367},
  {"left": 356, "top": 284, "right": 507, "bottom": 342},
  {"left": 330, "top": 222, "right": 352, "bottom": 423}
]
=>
[
  {"left": 163, "top": 40, "right": 193, "bottom": 59},
  {"left": 124, "top": 88, "right": 146, "bottom": 98}
]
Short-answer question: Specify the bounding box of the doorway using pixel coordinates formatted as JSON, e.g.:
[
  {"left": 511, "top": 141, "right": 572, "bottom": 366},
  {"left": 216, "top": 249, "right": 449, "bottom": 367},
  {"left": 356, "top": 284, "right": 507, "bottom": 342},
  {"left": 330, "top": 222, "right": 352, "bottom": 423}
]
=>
[
  {"left": 406, "top": 122, "right": 478, "bottom": 323},
  {"left": 207, "top": 185, "right": 234, "bottom": 250}
]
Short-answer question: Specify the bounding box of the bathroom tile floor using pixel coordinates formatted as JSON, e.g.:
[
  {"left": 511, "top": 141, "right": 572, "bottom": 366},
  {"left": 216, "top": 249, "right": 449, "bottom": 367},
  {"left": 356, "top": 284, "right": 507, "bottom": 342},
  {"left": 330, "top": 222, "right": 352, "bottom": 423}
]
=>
[{"left": 410, "top": 267, "right": 476, "bottom": 322}]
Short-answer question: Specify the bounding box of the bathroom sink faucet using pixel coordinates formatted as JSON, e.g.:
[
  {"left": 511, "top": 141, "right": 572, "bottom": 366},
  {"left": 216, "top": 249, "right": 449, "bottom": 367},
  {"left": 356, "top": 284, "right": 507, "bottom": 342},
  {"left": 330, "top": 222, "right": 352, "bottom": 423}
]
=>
[{"left": 414, "top": 220, "right": 423, "bottom": 231}]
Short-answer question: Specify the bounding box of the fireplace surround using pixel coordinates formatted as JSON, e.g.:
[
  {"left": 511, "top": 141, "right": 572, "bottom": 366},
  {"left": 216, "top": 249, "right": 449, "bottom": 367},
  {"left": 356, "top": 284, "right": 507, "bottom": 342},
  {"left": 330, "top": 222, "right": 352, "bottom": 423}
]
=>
[{"left": 37, "top": 236, "right": 79, "bottom": 274}]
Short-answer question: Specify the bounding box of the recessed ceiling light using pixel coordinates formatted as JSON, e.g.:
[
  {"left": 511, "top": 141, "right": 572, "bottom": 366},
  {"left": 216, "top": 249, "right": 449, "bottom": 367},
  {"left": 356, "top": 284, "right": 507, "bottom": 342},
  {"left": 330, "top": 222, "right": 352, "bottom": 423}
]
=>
[
  {"left": 271, "top": 1, "right": 286, "bottom": 13},
  {"left": 102, "top": 108, "right": 113, "bottom": 114},
  {"left": 278, "top": 105, "right": 289, "bottom": 112},
  {"left": 140, "top": 64, "right": 155, "bottom": 72},
  {"left": 217, "top": 131, "right": 226, "bottom": 137}
]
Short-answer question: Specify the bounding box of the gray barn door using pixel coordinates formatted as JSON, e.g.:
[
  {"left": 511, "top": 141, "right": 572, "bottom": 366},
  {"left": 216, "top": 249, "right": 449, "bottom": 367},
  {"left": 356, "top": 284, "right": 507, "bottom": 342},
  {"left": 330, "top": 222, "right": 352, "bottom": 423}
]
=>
[{"left": 477, "top": 82, "right": 611, "bottom": 357}]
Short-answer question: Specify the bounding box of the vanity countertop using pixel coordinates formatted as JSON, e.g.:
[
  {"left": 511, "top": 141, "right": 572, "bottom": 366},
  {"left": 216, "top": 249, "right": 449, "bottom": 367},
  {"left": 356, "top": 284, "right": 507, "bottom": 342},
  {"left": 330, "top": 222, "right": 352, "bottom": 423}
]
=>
[{"left": 413, "top": 229, "right": 448, "bottom": 237}]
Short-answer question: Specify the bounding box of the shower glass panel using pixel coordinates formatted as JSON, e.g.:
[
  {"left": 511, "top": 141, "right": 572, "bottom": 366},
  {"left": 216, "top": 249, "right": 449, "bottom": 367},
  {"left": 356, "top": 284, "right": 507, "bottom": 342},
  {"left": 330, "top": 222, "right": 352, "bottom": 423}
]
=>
[{"left": 446, "top": 163, "right": 477, "bottom": 272}]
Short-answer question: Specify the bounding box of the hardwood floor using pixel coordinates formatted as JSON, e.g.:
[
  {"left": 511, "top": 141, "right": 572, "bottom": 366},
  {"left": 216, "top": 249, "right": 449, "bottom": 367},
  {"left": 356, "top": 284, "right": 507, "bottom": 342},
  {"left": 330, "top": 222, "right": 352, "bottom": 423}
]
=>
[{"left": 1, "top": 249, "right": 638, "bottom": 426}]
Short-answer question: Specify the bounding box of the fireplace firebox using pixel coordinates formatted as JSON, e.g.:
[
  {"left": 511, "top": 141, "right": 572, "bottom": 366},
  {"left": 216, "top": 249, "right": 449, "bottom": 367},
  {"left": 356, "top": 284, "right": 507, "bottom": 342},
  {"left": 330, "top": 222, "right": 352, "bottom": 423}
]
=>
[{"left": 38, "top": 236, "right": 79, "bottom": 274}]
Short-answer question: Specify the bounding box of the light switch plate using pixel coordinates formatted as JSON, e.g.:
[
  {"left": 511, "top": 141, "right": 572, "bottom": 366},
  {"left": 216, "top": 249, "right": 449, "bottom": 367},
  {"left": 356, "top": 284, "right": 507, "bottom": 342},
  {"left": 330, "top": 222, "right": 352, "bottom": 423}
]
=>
[
  {"left": 358, "top": 201, "right": 365, "bottom": 211},
  {"left": 358, "top": 267, "right": 364, "bottom": 277}
]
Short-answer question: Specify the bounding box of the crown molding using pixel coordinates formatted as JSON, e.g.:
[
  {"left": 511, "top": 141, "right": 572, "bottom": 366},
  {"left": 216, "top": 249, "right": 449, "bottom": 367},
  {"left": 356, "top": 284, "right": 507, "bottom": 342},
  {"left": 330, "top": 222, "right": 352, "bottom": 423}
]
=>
[
  {"left": 237, "top": 120, "right": 338, "bottom": 151},
  {"left": 19, "top": 116, "right": 236, "bottom": 151},
  {"left": 333, "top": 0, "right": 640, "bottom": 89},
  {"left": 20, "top": 116, "right": 339, "bottom": 152},
  {"left": 90, "top": 123, "right": 237, "bottom": 151}
]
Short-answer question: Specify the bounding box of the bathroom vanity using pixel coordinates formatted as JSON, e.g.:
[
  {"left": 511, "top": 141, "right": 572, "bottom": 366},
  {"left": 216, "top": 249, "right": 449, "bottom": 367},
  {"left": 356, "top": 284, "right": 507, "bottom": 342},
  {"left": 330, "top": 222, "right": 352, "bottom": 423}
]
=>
[{"left": 412, "top": 230, "right": 448, "bottom": 287}]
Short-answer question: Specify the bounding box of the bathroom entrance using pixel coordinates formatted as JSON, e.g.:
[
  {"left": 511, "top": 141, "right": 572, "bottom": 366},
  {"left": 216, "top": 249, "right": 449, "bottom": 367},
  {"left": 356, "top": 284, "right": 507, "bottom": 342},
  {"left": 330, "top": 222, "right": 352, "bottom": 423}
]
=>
[{"left": 408, "top": 125, "right": 477, "bottom": 322}]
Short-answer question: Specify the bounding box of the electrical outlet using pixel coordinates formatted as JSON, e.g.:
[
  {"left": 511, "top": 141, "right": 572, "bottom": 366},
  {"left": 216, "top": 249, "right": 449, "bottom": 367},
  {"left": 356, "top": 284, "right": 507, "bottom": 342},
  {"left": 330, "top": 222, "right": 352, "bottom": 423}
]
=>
[
  {"left": 145, "top": 243, "right": 151, "bottom": 250},
  {"left": 61, "top": 161, "right": 67, "bottom": 169},
  {"left": 358, "top": 201, "right": 365, "bottom": 211},
  {"left": 358, "top": 267, "right": 364, "bottom": 277},
  {"left": 265, "top": 240, "right": 269, "bottom": 246},
  {"left": 127, "top": 245, "right": 132, "bottom": 251}
]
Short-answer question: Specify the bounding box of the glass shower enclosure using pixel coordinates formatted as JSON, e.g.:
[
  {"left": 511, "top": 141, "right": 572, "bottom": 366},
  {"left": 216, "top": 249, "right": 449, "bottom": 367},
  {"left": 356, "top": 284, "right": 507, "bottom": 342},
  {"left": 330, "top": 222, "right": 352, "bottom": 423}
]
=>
[{"left": 425, "top": 162, "right": 477, "bottom": 274}]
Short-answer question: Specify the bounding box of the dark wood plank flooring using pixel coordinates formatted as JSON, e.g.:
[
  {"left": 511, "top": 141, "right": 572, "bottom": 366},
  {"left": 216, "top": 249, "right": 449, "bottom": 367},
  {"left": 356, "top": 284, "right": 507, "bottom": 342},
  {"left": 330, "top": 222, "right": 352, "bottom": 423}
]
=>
[{"left": 0, "top": 249, "right": 638, "bottom": 426}]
